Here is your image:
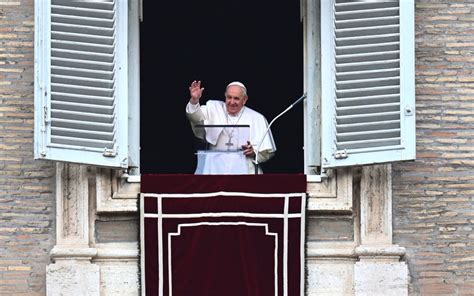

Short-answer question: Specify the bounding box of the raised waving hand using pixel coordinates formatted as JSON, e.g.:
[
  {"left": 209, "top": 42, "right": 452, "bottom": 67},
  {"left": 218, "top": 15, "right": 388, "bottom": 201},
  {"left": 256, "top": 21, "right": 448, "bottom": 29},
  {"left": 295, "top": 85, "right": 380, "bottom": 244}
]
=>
[{"left": 189, "top": 80, "right": 204, "bottom": 105}]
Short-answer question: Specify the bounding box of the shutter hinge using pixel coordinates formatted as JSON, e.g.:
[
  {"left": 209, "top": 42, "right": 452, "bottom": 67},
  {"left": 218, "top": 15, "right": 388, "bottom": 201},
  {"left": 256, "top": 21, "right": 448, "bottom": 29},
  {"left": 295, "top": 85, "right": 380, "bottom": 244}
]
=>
[
  {"left": 103, "top": 148, "right": 117, "bottom": 157},
  {"left": 42, "top": 106, "right": 49, "bottom": 128},
  {"left": 334, "top": 149, "right": 348, "bottom": 159}
]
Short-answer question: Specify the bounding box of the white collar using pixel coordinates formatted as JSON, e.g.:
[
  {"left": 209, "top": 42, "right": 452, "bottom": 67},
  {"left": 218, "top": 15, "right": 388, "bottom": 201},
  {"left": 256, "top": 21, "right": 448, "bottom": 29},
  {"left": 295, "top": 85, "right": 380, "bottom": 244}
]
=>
[{"left": 226, "top": 106, "right": 245, "bottom": 118}]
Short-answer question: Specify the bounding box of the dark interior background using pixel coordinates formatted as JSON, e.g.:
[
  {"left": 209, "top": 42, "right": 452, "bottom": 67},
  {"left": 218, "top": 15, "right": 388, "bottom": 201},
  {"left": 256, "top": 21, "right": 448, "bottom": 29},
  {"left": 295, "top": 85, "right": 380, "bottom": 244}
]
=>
[{"left": 140, "top": 0, "right": 303, "bottom": 174}]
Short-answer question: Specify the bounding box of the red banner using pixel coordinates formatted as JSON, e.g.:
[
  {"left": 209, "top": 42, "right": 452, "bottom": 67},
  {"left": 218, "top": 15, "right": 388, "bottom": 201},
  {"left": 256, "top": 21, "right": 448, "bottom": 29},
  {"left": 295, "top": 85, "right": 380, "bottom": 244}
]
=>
[{"left": 141, "top": 174, "right": 306, "bottom": 296}]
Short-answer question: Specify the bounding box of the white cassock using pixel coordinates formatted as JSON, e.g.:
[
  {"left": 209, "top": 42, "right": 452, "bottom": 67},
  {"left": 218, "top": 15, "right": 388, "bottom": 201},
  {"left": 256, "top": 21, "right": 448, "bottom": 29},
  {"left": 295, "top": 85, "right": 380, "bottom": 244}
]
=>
[{"left": 186, "top": 100, "right": 276, "bottom": 174}]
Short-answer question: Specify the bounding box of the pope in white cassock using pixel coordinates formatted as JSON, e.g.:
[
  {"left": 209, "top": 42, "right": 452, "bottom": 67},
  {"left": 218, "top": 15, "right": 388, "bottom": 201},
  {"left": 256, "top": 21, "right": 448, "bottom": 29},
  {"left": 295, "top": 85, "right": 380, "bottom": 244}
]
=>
[{"left": 186, "top": 80, "right": 276, "bottom": 174}]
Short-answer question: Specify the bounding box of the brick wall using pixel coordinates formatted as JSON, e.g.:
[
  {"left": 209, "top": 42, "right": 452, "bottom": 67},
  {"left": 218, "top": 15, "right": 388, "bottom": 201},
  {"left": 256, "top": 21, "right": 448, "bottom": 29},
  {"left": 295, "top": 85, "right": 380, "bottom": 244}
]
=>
[
  {"left": 0, "top": 0, "right": 56, "bottom": 295},
  {"left": 393, "top": 1, "right": 474, "bottom": 295}
]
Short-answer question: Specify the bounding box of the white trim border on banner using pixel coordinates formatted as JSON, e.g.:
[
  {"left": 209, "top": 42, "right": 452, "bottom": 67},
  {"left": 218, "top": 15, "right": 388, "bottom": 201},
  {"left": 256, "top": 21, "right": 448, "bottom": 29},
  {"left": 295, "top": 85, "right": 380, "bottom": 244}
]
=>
[
  {"left": 168, "top": 222, "right": 278, "bottom": 296},
  {"left": 141, "top": 191, "right": 306, "bottom": 296}
]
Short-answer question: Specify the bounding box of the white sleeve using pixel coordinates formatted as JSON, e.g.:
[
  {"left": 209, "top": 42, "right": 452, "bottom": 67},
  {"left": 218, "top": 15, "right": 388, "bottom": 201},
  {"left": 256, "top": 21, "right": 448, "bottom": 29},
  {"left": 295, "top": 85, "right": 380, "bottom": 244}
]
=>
[
  {"left": 185, "top": 102, "right": 206, "bottom": 140},
  {"left": 186, "top": 101, "right": 200, "bottom": 114},
  {"left": 256, "top": 149, "right": 275, "bottom": 163},
  {"left": 186, "top": 102, "right": 207, "bottom": 124}
]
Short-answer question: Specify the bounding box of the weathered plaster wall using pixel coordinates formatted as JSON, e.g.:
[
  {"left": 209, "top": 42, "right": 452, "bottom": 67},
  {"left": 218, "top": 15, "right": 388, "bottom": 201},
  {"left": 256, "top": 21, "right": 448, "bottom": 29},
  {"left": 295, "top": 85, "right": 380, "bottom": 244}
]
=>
[
  {"left": 0, "top": 0, "right": 56, "bottom": 294},
  {"left": 393, "top": 1, "right": 474, "bottom": 295}
]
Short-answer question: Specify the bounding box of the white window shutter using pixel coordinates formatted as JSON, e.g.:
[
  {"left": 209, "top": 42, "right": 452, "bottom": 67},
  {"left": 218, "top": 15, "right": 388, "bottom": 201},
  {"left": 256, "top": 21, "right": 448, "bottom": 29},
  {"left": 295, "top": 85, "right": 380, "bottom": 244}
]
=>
[
  {"left": 34, "top": 0, "right": 129, "bottom": 168},
  {"left": 321, "top": 0, "right": 415, "bottom": 168}
]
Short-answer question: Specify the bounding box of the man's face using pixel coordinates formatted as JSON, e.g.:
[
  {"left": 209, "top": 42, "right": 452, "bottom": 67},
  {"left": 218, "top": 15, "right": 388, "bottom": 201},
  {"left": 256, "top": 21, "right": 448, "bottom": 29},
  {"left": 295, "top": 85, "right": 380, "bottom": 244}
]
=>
[{"left": 225, "top": 86, "right": 248, "bottom": 115}]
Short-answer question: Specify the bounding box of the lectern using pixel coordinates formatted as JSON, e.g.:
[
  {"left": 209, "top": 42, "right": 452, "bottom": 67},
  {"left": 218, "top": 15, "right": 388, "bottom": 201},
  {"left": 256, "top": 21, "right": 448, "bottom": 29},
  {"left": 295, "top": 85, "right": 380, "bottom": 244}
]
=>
[{"left": 194, "top": 124, "right": 250, "bottom": 174}]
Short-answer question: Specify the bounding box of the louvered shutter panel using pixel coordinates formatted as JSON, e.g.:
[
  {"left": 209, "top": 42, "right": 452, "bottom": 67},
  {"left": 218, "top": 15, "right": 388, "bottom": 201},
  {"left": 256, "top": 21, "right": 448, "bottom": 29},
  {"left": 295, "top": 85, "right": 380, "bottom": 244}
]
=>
[
  {"left": 321, "top": 0, "right": 415, "bottom": 168},
  {"left": 34, "top": 0, "right": 128, "bottom": 168}
]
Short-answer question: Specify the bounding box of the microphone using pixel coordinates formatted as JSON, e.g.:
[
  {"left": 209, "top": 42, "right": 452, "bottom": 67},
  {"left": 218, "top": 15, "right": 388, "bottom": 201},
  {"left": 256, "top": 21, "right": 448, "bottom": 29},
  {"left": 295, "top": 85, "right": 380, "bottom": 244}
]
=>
[{"left": 253, "top": 93, "right": 307, "bottom": 174}]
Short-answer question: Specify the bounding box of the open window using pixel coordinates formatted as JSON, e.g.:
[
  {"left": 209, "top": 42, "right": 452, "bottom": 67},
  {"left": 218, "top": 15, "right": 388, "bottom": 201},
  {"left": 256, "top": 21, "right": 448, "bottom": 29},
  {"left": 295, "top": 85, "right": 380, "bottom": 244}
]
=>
[
  {"left": 34, "top": 0, "right": 415, "bottom": 178},
  {"left": 138, "top": 0, "right": 304, "bottom": 174}
]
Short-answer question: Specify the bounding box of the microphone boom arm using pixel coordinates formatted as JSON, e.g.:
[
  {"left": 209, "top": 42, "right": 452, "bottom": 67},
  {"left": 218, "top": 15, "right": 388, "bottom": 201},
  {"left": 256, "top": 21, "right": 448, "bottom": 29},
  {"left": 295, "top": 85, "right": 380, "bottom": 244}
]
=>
[{"left": 253, "top": 93, "right": 307, "bottom": 174}]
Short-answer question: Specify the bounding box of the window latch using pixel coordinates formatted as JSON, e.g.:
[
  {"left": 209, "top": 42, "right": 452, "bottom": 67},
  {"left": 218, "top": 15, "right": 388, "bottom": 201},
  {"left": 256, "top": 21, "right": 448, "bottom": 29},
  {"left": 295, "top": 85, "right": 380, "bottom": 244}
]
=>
[
  {"left": 334, "top": 149, "right": 348, "bottom": 159},
  {"left": 103, "top": 148, "right": 117, "bottom": 157}
]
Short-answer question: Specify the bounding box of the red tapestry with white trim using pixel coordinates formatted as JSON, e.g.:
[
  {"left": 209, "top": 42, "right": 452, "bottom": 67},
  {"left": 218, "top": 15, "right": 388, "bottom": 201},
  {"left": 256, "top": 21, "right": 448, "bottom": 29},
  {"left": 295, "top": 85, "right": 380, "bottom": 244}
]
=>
[{"left": 141, "top": 174, "right": 306, "bottom": 296}]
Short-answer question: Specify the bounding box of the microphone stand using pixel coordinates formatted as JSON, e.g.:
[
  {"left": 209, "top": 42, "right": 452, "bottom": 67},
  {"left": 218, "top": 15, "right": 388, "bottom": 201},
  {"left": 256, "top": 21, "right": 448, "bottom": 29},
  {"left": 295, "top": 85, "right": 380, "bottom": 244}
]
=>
[{"left": 253, "top": 93, "right": 307, "bottom": 175}]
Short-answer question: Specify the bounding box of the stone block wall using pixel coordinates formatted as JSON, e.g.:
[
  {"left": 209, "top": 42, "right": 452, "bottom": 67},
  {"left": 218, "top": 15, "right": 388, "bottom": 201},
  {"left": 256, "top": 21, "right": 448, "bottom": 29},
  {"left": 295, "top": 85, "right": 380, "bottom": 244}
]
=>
[
  {"left": 393, "top": 1, "right": 474, "bottom": 295},
  {"left": 0, "top": 0, "right": 56, "bottom": 295}
]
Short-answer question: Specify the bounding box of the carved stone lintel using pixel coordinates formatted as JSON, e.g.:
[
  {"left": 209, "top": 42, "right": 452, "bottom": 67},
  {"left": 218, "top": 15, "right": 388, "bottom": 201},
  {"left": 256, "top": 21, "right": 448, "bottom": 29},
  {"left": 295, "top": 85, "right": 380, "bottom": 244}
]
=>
[
  {"left": 96, "top": 168, "right": 139, "bottom": 213},
  {"left": 307, "top": 168, "right": 353, "bottom": 212},
  {"left": 355, "top": 244, "right": 406, "bottom": 261},
  {"left": 50, "top": 246, "right": 97, "bottom": 262},
  {"left": 306, "top": 242, "right": 357, "bottom": 259},
  {"left": 94, "top": 243, "right": 139, "bottom": 262},
  {"left": 308, "top": 169, "right": 337, "bottom": 198}
]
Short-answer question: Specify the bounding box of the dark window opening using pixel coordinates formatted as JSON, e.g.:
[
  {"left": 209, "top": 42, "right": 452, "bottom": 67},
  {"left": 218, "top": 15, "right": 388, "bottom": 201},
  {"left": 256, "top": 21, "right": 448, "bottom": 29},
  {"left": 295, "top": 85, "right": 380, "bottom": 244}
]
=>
[{"left": 140, "top": 0, "right": 303, "bottom": 174}]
